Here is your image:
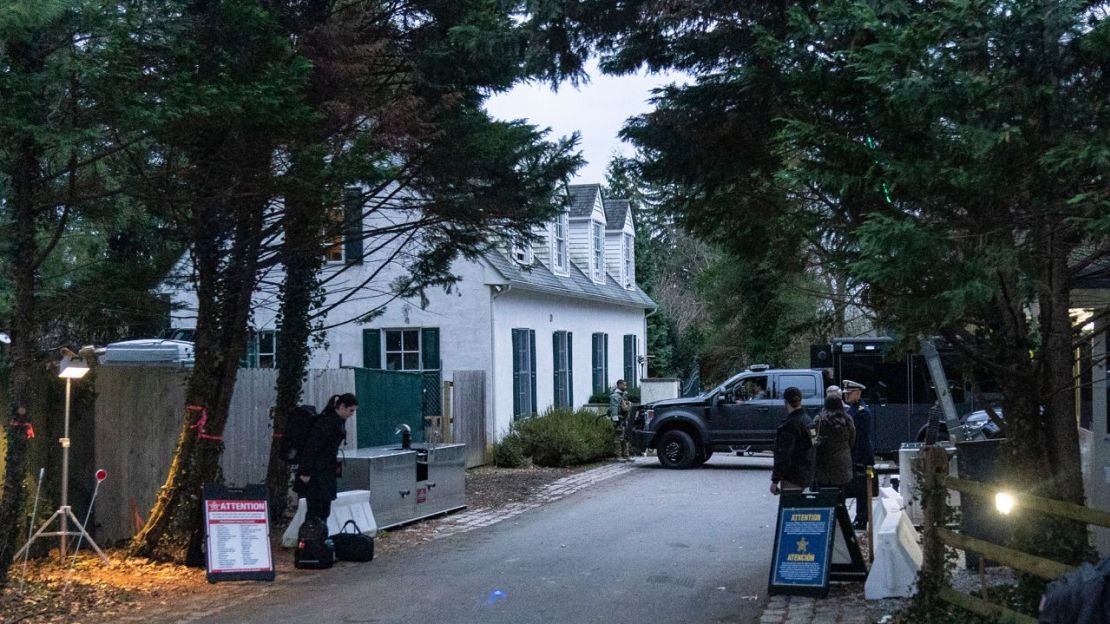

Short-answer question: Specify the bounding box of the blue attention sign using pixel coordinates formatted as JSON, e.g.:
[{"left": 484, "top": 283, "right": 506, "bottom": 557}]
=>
[{"left": 770, "top": 503, "right": 836, "bottom": 592}]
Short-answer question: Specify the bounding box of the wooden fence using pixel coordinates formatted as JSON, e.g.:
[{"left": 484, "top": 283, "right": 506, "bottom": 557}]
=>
[
  {"left": 93, "top": 367, "right": 356, "bottom": 543},
  {"left": 452, "top": 370, "right": 487, "bottom": 468},
  {"left": 919, "top": 446, "right": 1110, "bottom": 623}
]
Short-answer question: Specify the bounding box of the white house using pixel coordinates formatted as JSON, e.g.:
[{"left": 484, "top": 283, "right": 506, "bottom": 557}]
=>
[{"left": 166, "top": 182, "right": 654, "bottom": 442}]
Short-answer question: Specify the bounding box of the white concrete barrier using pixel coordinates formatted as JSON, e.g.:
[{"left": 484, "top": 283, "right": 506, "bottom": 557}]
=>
[
  {"left": 872, "top": 486, "right": 905, "bottom": 531},
  {"left": 281, "top": 490, "right": 377, "bottom": 547},
  {"left": 865, "top": 507, "right": 923, "bottom": 599}
]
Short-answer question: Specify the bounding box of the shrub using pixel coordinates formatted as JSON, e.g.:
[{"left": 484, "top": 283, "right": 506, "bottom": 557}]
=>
[
  {"left": 513, "top": 407, "right": 612, "bottom": 467},
  {"left": 587, "top": 390, "right": 610, "bottom": 404},
  {"left": 588, "top": 385, "right": 642, "bottom": 404},
  {"left": 492, "top": 433, "right": 526, "bottom": 468}
]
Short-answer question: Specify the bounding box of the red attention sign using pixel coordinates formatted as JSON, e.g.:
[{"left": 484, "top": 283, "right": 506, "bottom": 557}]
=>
[{"left": 204, "top": 498, "right": 273, "bottom": 575}]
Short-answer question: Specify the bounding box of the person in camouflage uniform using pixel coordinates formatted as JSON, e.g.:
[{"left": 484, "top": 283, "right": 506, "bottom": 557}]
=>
[{"left": 609, "top": 379, "right": 632, "bottom": 461}]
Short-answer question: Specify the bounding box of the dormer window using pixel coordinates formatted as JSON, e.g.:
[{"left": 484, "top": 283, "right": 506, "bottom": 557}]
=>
[
  {"left": 592, "top": 222, "right": 604, "bottom": 282},
  {"left": 325, "top": 188, "right": 364, "bottom": 265},
  {"left": 622, "top": 233, "right": 634, "bottom": 288},
  {"left": 511, "top": 240, "right": 534, "bottom": 265},
  {"left": 553, "top": 212, "right": 569, "bottom": 273}
]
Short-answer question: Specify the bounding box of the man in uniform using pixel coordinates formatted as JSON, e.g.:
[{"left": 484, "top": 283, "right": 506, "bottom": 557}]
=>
[
  {"left": 843, "top": 379, "right": 875, "bottom": 529},
  {"left": 609, "top": 379, "right": 632, "bottom": 461}
]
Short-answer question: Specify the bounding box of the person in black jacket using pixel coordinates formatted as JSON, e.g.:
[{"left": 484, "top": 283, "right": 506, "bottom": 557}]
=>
[
  {"left": 296, "top": 393, "right": 358, "bottom": 522},
  {"left": 770, "top": 386, "right": 815, "bottom": 495},
  {"left": 843, "top": 379, "right": 874, "bottom": 529}
]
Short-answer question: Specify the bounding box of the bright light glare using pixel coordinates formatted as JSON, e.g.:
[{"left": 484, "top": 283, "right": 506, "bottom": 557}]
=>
[
  {"left": 59, "top": 364, "right": 90, "bottom": 379},
  {"left": 995, "top": 491, "right": 1016, "bottom": 515}
]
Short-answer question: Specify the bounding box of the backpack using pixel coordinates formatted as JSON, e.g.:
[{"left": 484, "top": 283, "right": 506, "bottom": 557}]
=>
[
  {"left": 280, "top": 404, "right": 318, "bottom": 465},
  {"left": 293, "top": 517, "right": 334, "bottom": 570},
  {"left": 1039, "top": 556, "right": 1110, "bottom": 623}
]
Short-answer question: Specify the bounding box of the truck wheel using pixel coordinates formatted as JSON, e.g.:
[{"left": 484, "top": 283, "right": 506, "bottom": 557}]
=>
[
  {"left": 658, "top": 430, "right": 696, "bottom": 469},
  {"left": 693, "top": 447, "right": 713, "bottom": 466}
]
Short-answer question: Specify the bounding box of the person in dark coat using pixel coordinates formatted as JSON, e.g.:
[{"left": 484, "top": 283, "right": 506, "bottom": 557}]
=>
[
  {"left": 843, "top": 379, "right": 874, "bottom": 528},
  {"left": 813, "top": 395, "right": 856, "bottom": 490},
  {"left": 770, "top": 386, "right": 814, "bottom": 495},
  {"left": 296, "top": 393, "right": 357, "bottom": 522}
]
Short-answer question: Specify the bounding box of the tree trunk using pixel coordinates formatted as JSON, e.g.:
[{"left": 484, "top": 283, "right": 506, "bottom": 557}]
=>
[
  {"left": 1036, "top": 226, "right": 1084, "bottom": 504},
  {"left": 0, "top": 139, "right": 42, "bottom": 585},
  {"left": 265, "top": 151, "right": 327, "bottom": 521},
  {"left": 130, "top": 155, "right": 268, "bottom": 564},
  {"left": 1022, "top": 217, "right": 1089, "bottom": 567}
]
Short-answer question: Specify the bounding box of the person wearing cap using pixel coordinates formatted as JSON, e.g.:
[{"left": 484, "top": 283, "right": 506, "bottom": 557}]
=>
[
  {"left": 842, "top": 379, "right": 874, "bottom": 529},
  {"left": 769, "top": 386, "right": 814, "bottom": 495}
]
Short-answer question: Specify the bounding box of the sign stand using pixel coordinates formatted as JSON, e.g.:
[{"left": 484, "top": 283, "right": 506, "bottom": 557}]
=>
[
  {"left": 202, "top": 484, "right": 275, "bottom": 583},
  {"left": 768, "top": 488, "right": 867, "bottom": 597},
  {"left": 830, "top": 502, "right": 868, "bottom": 581}
]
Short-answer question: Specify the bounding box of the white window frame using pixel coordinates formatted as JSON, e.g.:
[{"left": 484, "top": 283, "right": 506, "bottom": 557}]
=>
[
  {"left": 511, "top": 240, "right": 534, "bottom": 265},
  {"left": 257, "top": 330, "right": 276, "bottom": 368},
  {"left": 622, "top": 233, "right": 634, "bottom": 288},
  {"left": 383, "top": 328, "right": 422, "bottom": 371},
  {"left": 323, "top": 206, "right": 345, "bottom": 263},
  {"left": 552, "top": 213, "right": 569, "bottom": 274},
  {"left": 592, "top": 222, "right": 604, "bottom": 282}
]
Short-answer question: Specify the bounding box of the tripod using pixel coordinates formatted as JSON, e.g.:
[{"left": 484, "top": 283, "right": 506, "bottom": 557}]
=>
[{"left": 13, "top": 368, "right": 108, "bottom": 564}]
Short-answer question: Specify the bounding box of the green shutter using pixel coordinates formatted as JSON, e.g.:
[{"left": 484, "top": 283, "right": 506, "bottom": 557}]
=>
[
  {"left": 362, "top": 329, "right": 381, "bottom": 369},
  {"left": 624, "top": 334, "right": 635, "bottom": 385},
  {"left": 567, "top": 332, "right": 573, "bottom": 407},
  {"left": 240, "top": 332, "right": 258, "bottom": 368},
  {"left": 553, "top": 332, "right": 563, "bottom": 408},
  {"left": 344, "top": 188, "right": 363, "bottom": 265},
  {"left": 592, "top": 334, "right": 601, "bottom": 394},
  {"left": 529, "top": 330, "right": 537, "bottom": 414},
  {"left": 421, "top": 327, "right": 440, "bottom": 370},
  {"left": 603, "top": 335, "right": 612, "bottom": 388},
  {"left": 512, "top": 329, "right": 522, "bottom": 418}
]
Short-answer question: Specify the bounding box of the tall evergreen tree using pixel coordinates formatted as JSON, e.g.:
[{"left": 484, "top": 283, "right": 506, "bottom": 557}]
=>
[
  {"left": 128, "top": 0, "right": 315, "bottom": 563},
  {"left": 0, "top": 0, "right": 172, "bottom": 584},
  {"left": 260, "top": 1, "right": 580, "bottom": 519},
  {"left": 542, "top": 0, "right": 1110, "bottom": 597}
]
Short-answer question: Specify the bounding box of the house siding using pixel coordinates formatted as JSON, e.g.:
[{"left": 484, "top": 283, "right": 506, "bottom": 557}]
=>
[
  {"left": 490, "top": 288, "right": 645, "bottom": 437},
  {"left": 568, "top": 192, "right": 606, "bottom": 283},
  {"left": 532, "top": 222, "right": 552, "bottom": 266},
  {"left": 164, "top": 182, "right": 652, "bottom": 460},
  {"left": 604, "top": 209, "right": 635, "bottom": 286}
]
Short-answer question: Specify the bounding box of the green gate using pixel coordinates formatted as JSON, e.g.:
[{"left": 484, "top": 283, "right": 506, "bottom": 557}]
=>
[{"left": 353, "top": 368, "right": 424, "bottom": 447}]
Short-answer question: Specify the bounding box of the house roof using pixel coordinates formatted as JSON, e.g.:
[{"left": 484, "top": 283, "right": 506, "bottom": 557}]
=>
[
  {"left": 484, "top": 250, "right": 655, "bottom": 309},
  {"left": 1074, "top": 245, "right": 1110, "bottom": 290},
  {"left": 603, "top": 199, "right": 630, "bottom": 230},
  {"left": 566, "top": 184, "right": 601, "bottom": 218}
]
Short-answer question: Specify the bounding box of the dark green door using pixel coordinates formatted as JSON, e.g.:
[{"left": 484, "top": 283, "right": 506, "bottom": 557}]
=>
[{"left": 354, "top": 368, "right": 423, "bottom": 447}]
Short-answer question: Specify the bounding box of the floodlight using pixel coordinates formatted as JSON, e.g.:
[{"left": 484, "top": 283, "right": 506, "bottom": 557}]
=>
[
  {"left": 59, "top": 364, "right": 90, "bottom": 379},
  {"left": 995, "top": 491, "right": 1016, "bottom": 515},
  {"left": 16, "top": 357, "right": 107, "bottom": 564}
]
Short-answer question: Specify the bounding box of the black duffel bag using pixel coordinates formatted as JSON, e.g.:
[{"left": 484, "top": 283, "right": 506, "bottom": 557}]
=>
[{"left": 330, "top": 519, "right": 374, "bottom": 562}]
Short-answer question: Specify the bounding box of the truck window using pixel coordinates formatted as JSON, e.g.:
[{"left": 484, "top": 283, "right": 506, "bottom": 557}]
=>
[
  {"left": 733, "top": 376, "right": 768, "bottom": 401},
  {"left": 778, "top": 374, "right": 817, "bottom": 398}
]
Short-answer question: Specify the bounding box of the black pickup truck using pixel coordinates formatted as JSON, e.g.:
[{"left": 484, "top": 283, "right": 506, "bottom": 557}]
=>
[{"left": 630, "top": 366, "right": 826, "bottom": 469}]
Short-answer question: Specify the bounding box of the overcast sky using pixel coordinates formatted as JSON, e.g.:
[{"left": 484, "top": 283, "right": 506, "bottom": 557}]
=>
[{"left": 484, "top": 62, "right": 688, "bottom": 184}]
